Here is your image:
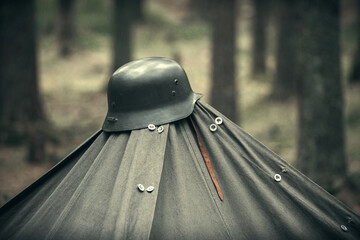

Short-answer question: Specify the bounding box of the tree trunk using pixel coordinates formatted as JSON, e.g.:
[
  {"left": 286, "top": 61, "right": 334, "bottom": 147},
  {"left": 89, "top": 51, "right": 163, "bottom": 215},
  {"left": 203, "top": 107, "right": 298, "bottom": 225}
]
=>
[
  {"left": 189, "top": 0, "right": 210, "bottom": 21},
  {"left": 112, "top": 0, "right": 133, "bottom": 72},
  {"left": 57, "top": 0, "right": 76, "bottom": 57},
  {"left": 0, "top": 0, "right": 47, "bottom": 162},
  {"left": 252, "top": 0, "right": 269, "bottom": 76},
  {"left": 271, "top": 0, "right": 298, "bottom": 99},
  {"left": 349, "top": 0, "right": 360, "bottom": 83},
  {"left": 296, "top": 0, "right": 346, "bottom": 193},
  {"left": 132, "top": 0, "right": 144, "bottom": 22},
  {"left": 209, "top": 0, "right": 238, "bottom": 123}
]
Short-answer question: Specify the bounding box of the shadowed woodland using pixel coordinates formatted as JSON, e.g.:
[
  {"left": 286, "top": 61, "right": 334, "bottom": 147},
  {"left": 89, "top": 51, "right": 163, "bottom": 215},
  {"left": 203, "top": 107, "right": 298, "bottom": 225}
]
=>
[{"left": 0, "top": 0, "right": 360, "bottom": 214}]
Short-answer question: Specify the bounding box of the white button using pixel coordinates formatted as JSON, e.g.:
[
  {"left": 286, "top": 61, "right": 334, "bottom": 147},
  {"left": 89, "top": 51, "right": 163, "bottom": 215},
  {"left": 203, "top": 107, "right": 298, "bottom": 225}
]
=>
[
  {"left": 138, "top": 184, "right": 145, "bottom": 192},
  {"left": 146, "top": 186, "right": 155, "bottom": 193},
  {"left": 209, "top": 124, "right": 217, "bottom": 132},
  {"left": 274, "top": 174, "right": 282, "bottom": 182},
  {"left": 340, "top": 225, "right": 348, "bottom": 232},
  {"left": 157, "top": 126, "right": 164, "bottom": 133},
  {"left": 215, "top": 117, "right": 223, "bottom": 125},
  {"left": 148, "top": 124, "right": 156, "bottom": 131}
]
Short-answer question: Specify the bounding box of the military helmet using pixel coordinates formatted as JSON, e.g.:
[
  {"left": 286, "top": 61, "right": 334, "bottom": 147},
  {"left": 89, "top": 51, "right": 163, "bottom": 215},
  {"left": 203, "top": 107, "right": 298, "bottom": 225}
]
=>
[{"left": 102, "top": 57, "right": 202, "bottom": 132}]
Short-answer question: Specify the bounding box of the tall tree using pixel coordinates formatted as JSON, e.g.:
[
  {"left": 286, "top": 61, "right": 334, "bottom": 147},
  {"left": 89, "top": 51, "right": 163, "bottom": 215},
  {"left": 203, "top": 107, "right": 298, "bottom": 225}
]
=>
[
  {"left": 112, "top": 0, "right": 133, "bottom": 71},
  {"left": 252, "top": 0, "right": 269, "bottom": 76},
  {"left": 57, "top": 0, "right": 76, "bottom": 57},
  {"left": 349, "top": 0, "right": 360, "bottom": 83},
  {"left": 189, "top": 0, "right": 210, "bottom": 20},
  {"left": 271, "top": 0, "right": 298, "bottom": 99},
  {"left": 296, "top": 0, "right": 346, "bottom": 192},
  {"left": 132, "top": 0, "right": 144, "bottom": 22},
  {"left": 0, "top": 0, "right": 47, "bottom": 162},
  {"left": 209, "top": 0, "right": 238, "bottom": 122}
]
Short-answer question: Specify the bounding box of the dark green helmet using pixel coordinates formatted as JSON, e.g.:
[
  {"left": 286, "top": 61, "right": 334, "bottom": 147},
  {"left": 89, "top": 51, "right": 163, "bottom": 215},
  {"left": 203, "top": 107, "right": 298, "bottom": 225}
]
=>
[{"left": 102, "top": 57, "right": 202, "bottom": 132}]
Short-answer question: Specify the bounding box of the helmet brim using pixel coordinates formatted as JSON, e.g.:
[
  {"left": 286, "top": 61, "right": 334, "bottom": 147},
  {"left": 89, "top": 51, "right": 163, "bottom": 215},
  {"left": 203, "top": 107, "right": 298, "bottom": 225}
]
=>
[{"left": 102, "top": 92, "right": 202, "bottom": 132}]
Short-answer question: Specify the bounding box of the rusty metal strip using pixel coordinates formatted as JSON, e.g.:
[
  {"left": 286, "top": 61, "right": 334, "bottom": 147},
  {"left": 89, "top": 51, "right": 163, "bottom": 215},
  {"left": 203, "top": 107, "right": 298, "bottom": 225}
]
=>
[{"left": 190, "top": 117, "right": 224, "bottom": 201}]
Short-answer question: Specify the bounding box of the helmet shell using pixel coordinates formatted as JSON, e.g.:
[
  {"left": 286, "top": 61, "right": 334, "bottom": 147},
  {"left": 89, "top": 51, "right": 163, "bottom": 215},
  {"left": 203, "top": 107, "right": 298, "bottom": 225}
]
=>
[{"left": 102, "top": 57, "right": 202, "bottom": 132}]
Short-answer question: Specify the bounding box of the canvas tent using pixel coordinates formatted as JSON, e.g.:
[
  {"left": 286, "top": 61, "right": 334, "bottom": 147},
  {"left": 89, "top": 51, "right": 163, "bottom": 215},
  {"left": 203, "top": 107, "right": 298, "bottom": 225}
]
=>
[{"left": 0, "top": 58, "right": 359, "bottom": 240}]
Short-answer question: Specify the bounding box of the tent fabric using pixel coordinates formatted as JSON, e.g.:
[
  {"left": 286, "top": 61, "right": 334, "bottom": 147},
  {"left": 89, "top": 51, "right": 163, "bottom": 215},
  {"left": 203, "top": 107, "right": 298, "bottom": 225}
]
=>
[{"left": 0, "top": 101, "right": 359, "bottom": 240}]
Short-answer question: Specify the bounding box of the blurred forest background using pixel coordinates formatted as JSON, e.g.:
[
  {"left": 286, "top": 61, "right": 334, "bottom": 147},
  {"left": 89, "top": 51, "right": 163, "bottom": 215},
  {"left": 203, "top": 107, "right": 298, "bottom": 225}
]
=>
[{"left": 0, "top": 0, "right": 359, "bottom": 213}]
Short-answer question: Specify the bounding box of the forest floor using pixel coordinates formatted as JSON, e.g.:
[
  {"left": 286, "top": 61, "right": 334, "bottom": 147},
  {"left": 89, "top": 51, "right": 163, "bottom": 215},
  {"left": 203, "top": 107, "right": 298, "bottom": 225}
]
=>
[{"left": 0, "top": 0, "right": 360, "bottom": 214}]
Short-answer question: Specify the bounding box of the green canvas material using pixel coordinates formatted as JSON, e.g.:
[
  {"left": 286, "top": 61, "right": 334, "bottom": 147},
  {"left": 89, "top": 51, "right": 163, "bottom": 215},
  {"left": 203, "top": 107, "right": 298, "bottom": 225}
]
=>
[{"left": 0, "top": 101, "right": 359, "bottom": 239}]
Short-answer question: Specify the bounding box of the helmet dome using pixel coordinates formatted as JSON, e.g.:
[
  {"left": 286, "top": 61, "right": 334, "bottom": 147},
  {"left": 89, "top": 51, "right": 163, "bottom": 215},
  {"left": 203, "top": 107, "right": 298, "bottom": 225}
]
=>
[{"left": 102, "top": 57, "right": 202, "bottom": 132}]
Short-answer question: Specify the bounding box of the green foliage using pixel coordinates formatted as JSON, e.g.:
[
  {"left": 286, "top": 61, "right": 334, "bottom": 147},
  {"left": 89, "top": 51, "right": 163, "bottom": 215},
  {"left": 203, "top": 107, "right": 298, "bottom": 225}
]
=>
[
  {"left": 173, "top": 22, "right": 209, "bottom": 41},
  {"left": 143, "top": 2, "right": 210, "bottom": 41}
]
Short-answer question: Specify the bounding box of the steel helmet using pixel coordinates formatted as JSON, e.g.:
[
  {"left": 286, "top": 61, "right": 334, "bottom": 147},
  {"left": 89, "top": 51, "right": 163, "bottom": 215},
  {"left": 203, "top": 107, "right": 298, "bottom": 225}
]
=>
[{"left": 102, "top": 57, "right": 202, "bottom": 132}]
